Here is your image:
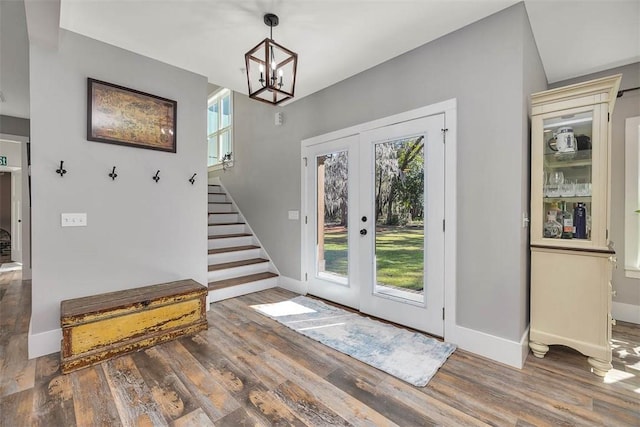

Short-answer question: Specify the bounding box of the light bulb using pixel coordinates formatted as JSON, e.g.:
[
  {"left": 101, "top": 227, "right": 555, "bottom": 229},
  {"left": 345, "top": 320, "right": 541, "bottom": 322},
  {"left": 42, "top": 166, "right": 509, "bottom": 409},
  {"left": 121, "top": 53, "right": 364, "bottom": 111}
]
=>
[
  {"left": 279, "top": 69, "right": 283, "bottom": 77},
  {"left": 271, "top": 61, "right": 276, "bottom": 70},
  {"left": 259, "top": 64, "right": 264, "bottom": 73}
]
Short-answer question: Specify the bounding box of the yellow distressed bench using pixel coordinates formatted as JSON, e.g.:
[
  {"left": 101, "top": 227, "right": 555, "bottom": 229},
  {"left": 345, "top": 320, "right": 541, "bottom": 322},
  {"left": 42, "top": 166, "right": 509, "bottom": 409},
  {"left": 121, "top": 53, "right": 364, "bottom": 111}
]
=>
[{"left": 60, "top": 279, "right": 208, "bottom": 374}]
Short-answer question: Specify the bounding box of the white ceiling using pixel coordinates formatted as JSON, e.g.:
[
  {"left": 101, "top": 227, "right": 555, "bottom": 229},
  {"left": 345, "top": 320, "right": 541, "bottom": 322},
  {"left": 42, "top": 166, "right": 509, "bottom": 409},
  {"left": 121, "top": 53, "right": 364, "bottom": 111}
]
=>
[{"left": 1, "top": 0, "right": 638, "bottom": 119}]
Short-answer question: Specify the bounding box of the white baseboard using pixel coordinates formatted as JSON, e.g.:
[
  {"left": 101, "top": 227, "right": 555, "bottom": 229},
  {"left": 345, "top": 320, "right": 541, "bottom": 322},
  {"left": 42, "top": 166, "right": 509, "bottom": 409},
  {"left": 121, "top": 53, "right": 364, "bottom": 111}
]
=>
[
  {"left": 277, "top": 276, "right": 307, "bottom": 295},
  {"left": 28, "top": 323, "right": 61, "bottom": 359},
  {"left": 612, "top": 302, "right": 640, "bottom": 325},
  {"left": 447, "top": 323, "right": 529, "bottom": 369}
]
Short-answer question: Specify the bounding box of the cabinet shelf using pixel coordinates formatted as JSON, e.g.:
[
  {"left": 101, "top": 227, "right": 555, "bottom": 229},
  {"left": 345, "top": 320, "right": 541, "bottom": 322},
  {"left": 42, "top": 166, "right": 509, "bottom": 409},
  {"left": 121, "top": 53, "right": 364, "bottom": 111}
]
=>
[
  {"left": 544, "top": 150, "right": 592, "bottom": 168},
  {"left": 544, "top": 196, "right": 591, "bottom": 203}
]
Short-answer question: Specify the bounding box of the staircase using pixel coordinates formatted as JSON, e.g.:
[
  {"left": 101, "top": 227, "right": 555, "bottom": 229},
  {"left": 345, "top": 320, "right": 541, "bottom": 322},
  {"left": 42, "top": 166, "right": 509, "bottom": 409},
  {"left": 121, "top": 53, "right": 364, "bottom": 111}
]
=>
[{"left": 207, "top": 182, "right": 279, "bottom": 302}]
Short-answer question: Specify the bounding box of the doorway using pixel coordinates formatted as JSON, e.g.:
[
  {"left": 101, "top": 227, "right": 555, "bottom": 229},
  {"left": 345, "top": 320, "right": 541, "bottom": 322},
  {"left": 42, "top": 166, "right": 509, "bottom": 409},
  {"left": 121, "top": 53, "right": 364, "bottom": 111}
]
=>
[{"left": 303, "top": 112, "right": 447, "bottom": 337}]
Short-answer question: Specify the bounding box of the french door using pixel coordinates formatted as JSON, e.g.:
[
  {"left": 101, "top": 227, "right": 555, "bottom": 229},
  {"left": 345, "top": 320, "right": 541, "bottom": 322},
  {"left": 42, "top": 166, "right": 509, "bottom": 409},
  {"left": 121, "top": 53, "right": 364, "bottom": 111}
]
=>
[{"left": 303, "top": 114, "right": 445, "bottom": 336}]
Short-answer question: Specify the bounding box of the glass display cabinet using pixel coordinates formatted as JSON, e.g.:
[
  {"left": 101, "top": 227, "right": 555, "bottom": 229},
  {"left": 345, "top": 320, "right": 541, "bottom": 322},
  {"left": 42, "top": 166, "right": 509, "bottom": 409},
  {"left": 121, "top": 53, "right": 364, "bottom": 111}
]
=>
[{"left": 529, "top": 74, "right": 621, "bottom": 376}]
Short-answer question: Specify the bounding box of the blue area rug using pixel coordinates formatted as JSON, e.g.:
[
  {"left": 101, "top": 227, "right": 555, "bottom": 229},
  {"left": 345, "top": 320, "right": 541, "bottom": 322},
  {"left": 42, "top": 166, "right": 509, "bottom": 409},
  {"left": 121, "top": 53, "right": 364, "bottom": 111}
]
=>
[{"left": 252, "top": 295, "right": 456, "bottom": 387}]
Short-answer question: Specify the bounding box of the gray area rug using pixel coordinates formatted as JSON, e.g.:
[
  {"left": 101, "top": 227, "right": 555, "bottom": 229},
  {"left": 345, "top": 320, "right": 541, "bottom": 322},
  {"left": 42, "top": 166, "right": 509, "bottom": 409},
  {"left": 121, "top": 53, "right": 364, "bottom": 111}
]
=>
[{"left": 252, "top": 295, "right": 456, "bottom": 387}]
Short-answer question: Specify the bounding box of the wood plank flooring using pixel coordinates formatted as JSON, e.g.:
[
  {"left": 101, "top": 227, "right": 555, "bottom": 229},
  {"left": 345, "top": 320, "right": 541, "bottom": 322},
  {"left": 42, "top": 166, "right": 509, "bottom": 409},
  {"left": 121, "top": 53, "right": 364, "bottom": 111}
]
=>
[{"left": 1, "top": 267, "right": 639, "bottom": 426}]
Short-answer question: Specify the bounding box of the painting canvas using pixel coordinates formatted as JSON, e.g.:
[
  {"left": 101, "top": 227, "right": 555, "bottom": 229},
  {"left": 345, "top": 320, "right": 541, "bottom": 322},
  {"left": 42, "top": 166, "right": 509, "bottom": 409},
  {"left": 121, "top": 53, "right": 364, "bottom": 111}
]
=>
[{"left": 87, "top": 78, "right": 177, "bottom": 152}]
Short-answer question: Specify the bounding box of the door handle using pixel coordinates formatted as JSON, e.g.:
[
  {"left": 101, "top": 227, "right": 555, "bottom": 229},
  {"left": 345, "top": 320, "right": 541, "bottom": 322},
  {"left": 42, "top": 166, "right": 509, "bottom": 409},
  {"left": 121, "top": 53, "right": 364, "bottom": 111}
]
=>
[{"left": 360, "top": 229, "right": 367, "bottom": 235}]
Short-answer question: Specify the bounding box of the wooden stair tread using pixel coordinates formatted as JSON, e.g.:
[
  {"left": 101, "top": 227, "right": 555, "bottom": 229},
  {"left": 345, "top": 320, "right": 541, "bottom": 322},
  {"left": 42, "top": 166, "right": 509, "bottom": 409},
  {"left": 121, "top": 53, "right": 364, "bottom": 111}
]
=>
[
  {"left": 208, "top": 272, "right": 279, "bottom": 290},
  {"left": 209, "top": 211, "right": 239, "bottom": 215},
  {"left": 208, "top": 245, "right": 260, "bottom": 255},
  {"left": 209, "top": 233, "right": 252, "bottom": 240},
  {"left": 208, "top": 222, "right": 245, "bottom": 226},
  {"left": 208, "top": 202, "right": 232, "bottom": 205},
  {"left": 208, "top": 192, "right": 226, "bottom": 195},
  {"left": 208, "top": 258, "right": 269, "bottom": 271}
]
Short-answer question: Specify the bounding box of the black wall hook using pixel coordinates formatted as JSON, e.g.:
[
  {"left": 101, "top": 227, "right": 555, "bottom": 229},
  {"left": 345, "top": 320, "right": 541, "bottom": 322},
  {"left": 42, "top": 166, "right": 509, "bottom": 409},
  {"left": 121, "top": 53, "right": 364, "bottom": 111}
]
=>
[
  {"left": 108, "top": 166, "right": 118, "bottom": 181},
  {"left": 189, "top": 173, "right": 197, "bottom": 185},
  {"left": 152, "top": 170, "right": 160, "bottom": 183},
  {"left": 56, "top": 161, "right": 67, "bottom": 177}
]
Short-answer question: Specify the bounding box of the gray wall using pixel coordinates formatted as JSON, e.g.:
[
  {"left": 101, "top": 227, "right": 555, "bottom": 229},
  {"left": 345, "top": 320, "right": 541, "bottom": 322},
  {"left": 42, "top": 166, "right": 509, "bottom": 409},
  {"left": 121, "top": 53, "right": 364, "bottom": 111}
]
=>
[
  {"left": 213, "top": 4, "right": 546, "bottom": 342},
  {"left": 29, "top": 30, "right": 208, "bottom": 336},
  {"left": 551, "top": 62, "right": 640, "bottom": 308},
  {"left": 0, "top": 115, "right": 30, "bottom": 137}
]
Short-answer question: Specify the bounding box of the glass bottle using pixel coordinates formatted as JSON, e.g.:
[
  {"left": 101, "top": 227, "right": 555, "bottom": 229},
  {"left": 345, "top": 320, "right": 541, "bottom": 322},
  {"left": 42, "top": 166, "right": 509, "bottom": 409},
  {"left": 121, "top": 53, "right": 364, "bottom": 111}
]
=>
[
  {"left": 573, "top": 202, "right": 587, "bottom": 239},
  {"left": 561, "top": 201, "right": 573, "bottom": 239}
]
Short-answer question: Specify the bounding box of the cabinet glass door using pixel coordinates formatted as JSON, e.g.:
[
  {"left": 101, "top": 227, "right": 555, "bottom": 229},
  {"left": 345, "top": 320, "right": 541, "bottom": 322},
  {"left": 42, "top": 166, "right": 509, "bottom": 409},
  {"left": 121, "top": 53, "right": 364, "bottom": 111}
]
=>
[{"left": 541, "top": 111, "right": 593, "bottom": 242}]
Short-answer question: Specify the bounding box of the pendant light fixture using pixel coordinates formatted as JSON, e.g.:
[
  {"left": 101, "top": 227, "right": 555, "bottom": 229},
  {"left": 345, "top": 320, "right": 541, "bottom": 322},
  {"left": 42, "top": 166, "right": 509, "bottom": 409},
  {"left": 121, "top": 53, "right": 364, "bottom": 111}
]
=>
[{"left": 245, "top": 13, "right": 298, "bottom": 105}]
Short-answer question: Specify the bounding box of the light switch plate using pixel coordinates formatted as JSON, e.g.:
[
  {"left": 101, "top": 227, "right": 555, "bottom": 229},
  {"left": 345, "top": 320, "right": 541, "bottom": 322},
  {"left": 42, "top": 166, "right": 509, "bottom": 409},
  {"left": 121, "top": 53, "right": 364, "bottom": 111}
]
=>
[
  {"left": 288, "top": 210, "right": 299, "bottom": 220},
  {"left": 61, "top": 213, "right": 87, "bottom": 227}
]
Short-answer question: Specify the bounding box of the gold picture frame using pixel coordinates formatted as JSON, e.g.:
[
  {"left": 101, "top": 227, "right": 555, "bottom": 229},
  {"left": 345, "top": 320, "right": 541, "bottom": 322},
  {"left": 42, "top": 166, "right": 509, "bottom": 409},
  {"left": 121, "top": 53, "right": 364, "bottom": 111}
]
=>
[{"left": 87, "top": 78, "right": 177, "bottom": 153}]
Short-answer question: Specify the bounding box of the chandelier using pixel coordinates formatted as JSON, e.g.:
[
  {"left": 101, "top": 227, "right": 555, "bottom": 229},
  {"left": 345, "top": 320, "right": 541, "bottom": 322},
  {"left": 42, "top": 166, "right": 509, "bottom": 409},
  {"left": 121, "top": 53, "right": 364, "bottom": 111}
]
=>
[{"left": 245, "top": 13, "right": 298, "bottom": 105}]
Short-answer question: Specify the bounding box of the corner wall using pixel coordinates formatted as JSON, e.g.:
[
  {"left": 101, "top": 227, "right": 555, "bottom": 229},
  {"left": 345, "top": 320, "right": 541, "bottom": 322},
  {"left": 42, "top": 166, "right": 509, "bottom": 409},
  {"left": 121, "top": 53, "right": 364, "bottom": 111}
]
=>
[
  {"left": 29, "top": 30, "right": 208, "bottom": 357},
  {"left": 214, "top": 2, "right": 547, "bottom": 356}
]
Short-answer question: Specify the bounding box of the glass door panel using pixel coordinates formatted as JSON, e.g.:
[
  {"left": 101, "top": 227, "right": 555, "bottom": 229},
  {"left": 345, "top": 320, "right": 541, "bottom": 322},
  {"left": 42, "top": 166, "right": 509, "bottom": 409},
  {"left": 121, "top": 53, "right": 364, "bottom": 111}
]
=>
[
  {"left": 316, "top": 151, "right": 349, "bottom": 284},
  {"left": 304, "top": 135, "right": 360, "bottom": 309},
  {"left": 373, "top": 137, "right": 425, "bottom": 304},
  {"left": 542, "top": 111, "right": 593, "bottom": 242}
]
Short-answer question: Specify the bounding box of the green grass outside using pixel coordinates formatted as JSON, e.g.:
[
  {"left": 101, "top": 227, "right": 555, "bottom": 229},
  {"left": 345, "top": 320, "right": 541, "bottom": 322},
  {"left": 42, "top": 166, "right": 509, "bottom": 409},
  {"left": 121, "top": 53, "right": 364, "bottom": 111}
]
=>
[{"left": 322, "top": 227, "right": 424, "bottom": 291}]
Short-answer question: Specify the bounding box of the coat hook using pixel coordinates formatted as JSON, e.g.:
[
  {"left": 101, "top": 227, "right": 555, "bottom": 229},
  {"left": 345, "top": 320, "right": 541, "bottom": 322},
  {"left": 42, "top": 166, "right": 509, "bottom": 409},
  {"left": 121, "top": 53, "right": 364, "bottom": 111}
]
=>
[
  {"left": 152, "top": 170, "right": 160, "bottom": 183},
  {"left": 56, "top": 161, "right": 67, "bottom": 177},
  {"left": 189, "top": 173, "right": 196, "bottom": 185},
  {"left": 108, "top": 166, "right": 118, "bottom": 181}
]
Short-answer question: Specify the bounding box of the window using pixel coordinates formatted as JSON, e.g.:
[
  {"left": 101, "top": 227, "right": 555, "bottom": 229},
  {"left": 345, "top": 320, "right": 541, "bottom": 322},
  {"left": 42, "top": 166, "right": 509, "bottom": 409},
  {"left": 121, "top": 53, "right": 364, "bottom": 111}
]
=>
[
  {"left": 207, "top": 89, "right": 232, "bottom": 168},
  {"left": 625, "top": 116, "right": 640, "bottom": 278}
]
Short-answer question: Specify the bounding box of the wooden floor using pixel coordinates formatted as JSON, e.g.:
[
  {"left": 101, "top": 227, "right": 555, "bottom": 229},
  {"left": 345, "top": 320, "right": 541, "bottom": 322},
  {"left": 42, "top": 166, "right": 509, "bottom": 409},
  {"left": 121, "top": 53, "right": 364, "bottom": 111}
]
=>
[{"left": 1, "top": 267, "right": 639, "bottom": 426}]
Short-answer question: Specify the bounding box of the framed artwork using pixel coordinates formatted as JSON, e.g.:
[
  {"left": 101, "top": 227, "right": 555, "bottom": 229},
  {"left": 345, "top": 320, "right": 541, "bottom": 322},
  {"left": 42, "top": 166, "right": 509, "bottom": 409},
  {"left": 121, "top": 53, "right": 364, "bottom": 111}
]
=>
[{"left": 87, "top": 78, "right": 177, "bottom": 153}]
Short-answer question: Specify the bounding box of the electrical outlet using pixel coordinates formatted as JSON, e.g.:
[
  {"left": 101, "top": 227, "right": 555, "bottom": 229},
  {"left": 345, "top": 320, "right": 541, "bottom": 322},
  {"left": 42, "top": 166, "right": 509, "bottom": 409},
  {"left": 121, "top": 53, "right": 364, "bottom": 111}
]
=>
[
  {"left": 288, "top": 210, "right": 299, "bottom": 220},
  {"left": 61, "top": 213, "right": 87, "bottom": 227}
]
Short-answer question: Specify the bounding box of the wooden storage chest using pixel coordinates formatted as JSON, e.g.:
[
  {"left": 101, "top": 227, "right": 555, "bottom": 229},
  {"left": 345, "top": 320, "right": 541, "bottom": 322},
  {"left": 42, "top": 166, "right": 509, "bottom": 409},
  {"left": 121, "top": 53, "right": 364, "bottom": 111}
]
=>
[{"left": 60, "top": 279, "right": 208, "bottom": 374}]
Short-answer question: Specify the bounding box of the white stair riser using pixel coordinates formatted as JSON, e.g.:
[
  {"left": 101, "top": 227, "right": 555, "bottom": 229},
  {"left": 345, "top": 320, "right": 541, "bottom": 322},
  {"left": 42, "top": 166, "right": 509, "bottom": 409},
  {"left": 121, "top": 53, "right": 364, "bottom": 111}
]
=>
[
  {"left": 208, "top": 277, "right": 279, "bottom": 302},
  {"left": 208, "top": 262, "right": 270, "bottom": 281},
  {"left": 208, "top": 185, "right": 223, "bottom": 192},
  {"left": 208, "top": 223, "right": 246, "bottom": 235},
  {"left": 208, "top": 248, "right": 262, "bottom": 265},
  {"left": 208, "top": 236, "right": 255, "bottom": 249},
  {"left": 208, "top": 193, "right": 227, "bottom": 203},
  {"left": 208, "top": 213, "right": 241, "bottom": 223},
  {"left": 208, "top": 203, "right": 234, "bottom": 213}
]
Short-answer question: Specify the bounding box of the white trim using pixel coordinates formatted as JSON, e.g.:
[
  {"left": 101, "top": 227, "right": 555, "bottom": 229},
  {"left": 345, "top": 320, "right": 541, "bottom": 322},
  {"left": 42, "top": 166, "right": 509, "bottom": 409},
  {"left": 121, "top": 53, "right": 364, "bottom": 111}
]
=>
[
  {"left": 612, "top": 301, "right": 640, "bottom": 325},
  {"left": 28, "top": 323, "right": 61, "bottom": 359},
  {"left": 278, "top": 276, "right": 308, "bottom": 295},
  {"left": 302, "top": 99, "right": 457, "bottom": 147},
  {"left": 0, "top": 133, "right": 29, "bottom": 144},
  {"left": 448, "top": 323, "right": 530, "bottom": 369}
]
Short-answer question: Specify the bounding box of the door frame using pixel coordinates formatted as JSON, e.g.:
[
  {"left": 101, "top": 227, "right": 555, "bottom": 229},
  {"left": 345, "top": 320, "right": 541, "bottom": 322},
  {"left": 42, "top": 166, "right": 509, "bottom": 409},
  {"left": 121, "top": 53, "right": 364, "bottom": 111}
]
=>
[
  {"left": 0, "top": 134, "right": 30, "bottom": 273},
  {"left": 301, "top": 99, "right": 457, "bottom": 340}
]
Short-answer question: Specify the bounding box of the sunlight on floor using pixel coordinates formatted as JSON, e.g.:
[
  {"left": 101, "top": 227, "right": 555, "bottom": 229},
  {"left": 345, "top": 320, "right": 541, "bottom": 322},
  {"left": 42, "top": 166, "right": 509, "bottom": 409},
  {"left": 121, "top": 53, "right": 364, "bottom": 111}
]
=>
[
  {"left": 251, "top": 300, "right": 316, "bottom": 317},
  {"left": 0, "top": 262, "right": 22, "bottom": 272},
  {"left": 603, "top": 368, "right": 640, "bottom": 394}
]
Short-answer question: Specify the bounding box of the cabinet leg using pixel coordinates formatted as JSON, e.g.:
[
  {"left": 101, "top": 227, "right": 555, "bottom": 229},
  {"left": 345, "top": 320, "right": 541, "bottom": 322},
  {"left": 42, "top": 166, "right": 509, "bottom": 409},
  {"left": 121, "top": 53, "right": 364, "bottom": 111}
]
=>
[
  {"left": 529, "top": 341, "right": 549, "bottom": 358},
  {"left": 588, "top": 357, "right": 612, "bottom": 377}
]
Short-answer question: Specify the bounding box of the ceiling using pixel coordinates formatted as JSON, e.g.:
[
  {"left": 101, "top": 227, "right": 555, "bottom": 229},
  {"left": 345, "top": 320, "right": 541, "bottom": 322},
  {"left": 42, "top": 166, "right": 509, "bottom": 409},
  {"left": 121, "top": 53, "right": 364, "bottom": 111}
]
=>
[{"left": 1, "top": 1, "right": 638, "bottom": 119}]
